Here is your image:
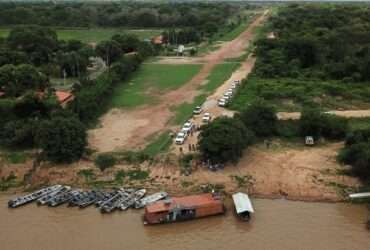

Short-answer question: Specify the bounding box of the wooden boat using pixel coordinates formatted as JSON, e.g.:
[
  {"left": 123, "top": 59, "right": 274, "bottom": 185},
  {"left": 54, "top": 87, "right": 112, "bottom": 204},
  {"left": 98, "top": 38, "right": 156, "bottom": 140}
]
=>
[
  {"left": 143, "top": 193, "right": 225, "bottom": 224},
  {"left": 100, "top": 189, "right": 127, "bottom": 213},
  {"left": 48, "top": 189, "right": 82, "bottom": 207},
  {"left": 37, "top": 186, "right": 71, "bottom": 205},
  {"left": 232, "top": 192, "right": 254, "bottom": 221},
  {"left": 135, "top": 191, "right": 168, "bottom": 209},
  {"left": 8, "top": 185, "right": 62, "bottom": 208},
  {"left": 78, "top": 191, "right": 105, "bottom": 208},
  {"left": 120, "top": 189, "right": 146, "bottom": 210}
]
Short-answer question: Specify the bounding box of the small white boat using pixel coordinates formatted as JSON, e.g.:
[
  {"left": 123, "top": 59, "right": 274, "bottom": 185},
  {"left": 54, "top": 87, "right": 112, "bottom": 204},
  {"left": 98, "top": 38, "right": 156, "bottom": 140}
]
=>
[
  {"left": 232, "top": 192, "right": 254, "bottom": 221},
  {"left": 134, "top": 191, "right": 168, "bottom": 209}
]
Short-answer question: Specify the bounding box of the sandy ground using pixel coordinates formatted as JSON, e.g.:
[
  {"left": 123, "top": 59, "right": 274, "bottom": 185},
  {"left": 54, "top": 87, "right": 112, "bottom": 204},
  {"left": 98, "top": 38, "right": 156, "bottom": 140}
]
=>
[
  {"left": 88, "top": 11, "right": 269, "bottom": 152},
  {"left": 152, "top": 141, "right": 360, "bottom": 202}
]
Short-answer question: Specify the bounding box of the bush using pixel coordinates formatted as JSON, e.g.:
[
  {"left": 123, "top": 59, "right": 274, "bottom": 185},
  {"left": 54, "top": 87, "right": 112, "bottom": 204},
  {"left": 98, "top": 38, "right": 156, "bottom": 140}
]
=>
[
  {"left": 37, "top": 115, "right": 87, "bottom": 163},
  {"left": 95, "top": 154, "right": 116, "bottom": 171},
  {"left": 321, "top": 115, "right": 348, "bottom": 140},
  {"left": 300, "top": 108, "right": 348, "bottom": 140},
  {"left": 238, "top": 100, "right": 277, "bottom": 137},
  {"left": 299, "top": 107, "right": 323, "bottom": 139},
  {"left": 338, "top": 142, "right": 370, "bottom": 181},
  {"left": 198, "top": 117, "right": 255, "bottom": 164}
]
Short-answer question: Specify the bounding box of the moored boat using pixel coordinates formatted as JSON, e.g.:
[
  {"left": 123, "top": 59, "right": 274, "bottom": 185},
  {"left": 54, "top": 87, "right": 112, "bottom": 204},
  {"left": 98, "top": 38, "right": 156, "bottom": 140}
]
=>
[
  {"left": 8, "top": 185, "right": 62, "bottom": 208},
  {"left": 48, "top": 189, "right": 82, "bottom": 207},
  {"left": 120, "top": 189, "right": 146, "bottom": 210},
  {"left": 37, "top": 186, "right": 71, "bottom": 205},
  {"left": 232, "top": 192, "right": 254, "bottom": 221},
  {"left": 143, "top": 193, "right": 225, "bottom": 224},
  {"left": 135, "top": 191, "right": 168, "bottom": 209}
]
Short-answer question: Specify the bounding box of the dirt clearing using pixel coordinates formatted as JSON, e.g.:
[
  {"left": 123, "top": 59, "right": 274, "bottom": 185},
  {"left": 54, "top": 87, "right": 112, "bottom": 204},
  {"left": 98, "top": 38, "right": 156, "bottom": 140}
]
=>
[{"left": 169, "top": 141, "right": 360, "bottom": 201}]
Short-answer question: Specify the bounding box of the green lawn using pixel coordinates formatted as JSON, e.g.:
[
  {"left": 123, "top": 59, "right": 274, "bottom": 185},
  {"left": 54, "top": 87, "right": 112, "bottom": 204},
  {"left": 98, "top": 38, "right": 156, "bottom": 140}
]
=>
[
  {"left": 0, "top": 28, "right": 162, "bottom": 43},
  {"left": 201, "top": 62, "right": 240, "bottom": 93},
  {"left": 110, "top": 63, "right": 202, "bottom": 108},
  {"left": 229, "top": 77, "right": 370, "bottom": 112},
  {"left": 142, "top": 131, "right": 172, "bottom": 157}
]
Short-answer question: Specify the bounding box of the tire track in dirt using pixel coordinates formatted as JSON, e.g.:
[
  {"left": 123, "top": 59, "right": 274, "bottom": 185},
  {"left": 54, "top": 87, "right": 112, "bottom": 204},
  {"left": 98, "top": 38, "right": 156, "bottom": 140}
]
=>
[{"left": 88, "top": 11, "right": 269, "bottom": 152}]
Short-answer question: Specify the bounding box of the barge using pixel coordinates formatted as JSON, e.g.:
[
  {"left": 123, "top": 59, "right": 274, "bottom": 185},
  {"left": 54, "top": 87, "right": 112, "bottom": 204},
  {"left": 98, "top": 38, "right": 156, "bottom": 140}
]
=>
[{"left": 143, "top": 193, "right": 224, "bottom": 224}]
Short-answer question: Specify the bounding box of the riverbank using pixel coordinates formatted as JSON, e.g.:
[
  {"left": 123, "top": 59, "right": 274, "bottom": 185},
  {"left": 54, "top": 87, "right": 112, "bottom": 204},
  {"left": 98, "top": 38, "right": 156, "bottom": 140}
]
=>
[{"left": 0, "top": 139, "right": 361, "bottom": 203}]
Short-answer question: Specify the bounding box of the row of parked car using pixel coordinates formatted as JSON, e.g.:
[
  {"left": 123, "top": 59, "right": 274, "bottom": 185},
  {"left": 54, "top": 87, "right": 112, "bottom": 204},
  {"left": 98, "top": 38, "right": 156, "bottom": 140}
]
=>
[
  {"left": 175, "top": 107, "right": 212, "bottom": 145},
  {"left": 218, "top": 80, "right": 241, "bottom": 107}
]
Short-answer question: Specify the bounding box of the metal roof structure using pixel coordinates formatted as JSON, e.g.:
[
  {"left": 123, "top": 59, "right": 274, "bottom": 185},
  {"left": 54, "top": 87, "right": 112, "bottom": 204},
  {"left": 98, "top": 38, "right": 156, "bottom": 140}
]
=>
[
  {"left": 349, "top": 192, "right": 370, "bottom": 199},
  {"left": 232, "top": 192, "right": 254, "bottom": 214}
]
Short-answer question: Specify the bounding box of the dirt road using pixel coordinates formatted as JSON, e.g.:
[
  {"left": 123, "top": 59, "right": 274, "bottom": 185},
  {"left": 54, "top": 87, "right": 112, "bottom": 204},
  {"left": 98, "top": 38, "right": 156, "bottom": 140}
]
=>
[
  {"left": 88, "top": 11, "right": 269, "bottom": 152},
  {"left": 278, "top": 110, "right": 370, "bottom": 120}
]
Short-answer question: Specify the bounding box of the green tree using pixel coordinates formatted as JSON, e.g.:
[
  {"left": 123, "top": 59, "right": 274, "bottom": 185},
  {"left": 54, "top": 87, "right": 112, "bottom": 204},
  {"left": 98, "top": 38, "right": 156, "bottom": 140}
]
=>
[
  {"left": 299, "top": 107, "right": 324, "bottom": 139},
  {"left": 96, "top": 40, "right": 122, "bottom": 66},
  {"left": 239, "top": 100, "right": 277, "bottom": 137},
  {"left": 198, "top": 117, "right": 255, "bottom": 164},
  {"left": 37, "top": 115, "right": 87, "bottom": 163}
]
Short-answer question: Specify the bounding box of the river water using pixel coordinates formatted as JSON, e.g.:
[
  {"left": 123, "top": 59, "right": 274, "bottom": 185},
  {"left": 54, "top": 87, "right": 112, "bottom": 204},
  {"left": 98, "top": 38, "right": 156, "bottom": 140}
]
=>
[{"left": 0, "top": 195, "right": 369, "bottom": 250}]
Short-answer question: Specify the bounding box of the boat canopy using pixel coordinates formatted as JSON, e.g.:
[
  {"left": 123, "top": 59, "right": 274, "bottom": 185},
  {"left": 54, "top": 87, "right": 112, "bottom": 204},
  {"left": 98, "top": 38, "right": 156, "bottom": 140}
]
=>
[
  {"left": 349, "top": 192, "right": 370, "bottom": 199},
  {"left": 232, "top": 192, "right": 254, "bottom": 214}
]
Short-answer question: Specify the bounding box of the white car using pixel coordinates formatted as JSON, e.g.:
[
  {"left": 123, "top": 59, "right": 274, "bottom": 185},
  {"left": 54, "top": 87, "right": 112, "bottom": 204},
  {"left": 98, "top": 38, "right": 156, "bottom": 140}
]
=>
[
  {"left": 202, "top": 112, "right": 211, "bottom": 123},
  {"left": 223, "top": 94, "right": 231, "bottom": 101},
  {"left": 218, "top": 98, "right": 227, "bottom": 107},
  {"left": 175, "top": 132, "right": 187, "bottom": 145},
  {"left": 182, "top": 121, "right": 193, "bottom": 134},
  {"left": 231, "top": 83, "right": 237, "bottom": 89},
  {"left": 193, "top": 106, "right": 203, "bottom": 115},
  {"left": 226, "top": 90, "right": 233, "bottom": 96}
]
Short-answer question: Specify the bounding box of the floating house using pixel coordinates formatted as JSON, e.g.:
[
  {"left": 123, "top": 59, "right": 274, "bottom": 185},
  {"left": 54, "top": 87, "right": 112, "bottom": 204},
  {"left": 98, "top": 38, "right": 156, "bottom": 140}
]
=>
[
  {"left": 144, "top": 193, "right": 225, "bottom": 224},
  {"left": 232, "top": 192, "right": 254, "bottom": 221}
]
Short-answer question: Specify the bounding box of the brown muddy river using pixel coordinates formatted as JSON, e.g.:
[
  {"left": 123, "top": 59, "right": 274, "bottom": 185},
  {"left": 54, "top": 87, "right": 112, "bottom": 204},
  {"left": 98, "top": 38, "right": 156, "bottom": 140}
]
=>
[{"left": 0, "top": 195, "right": 369, "bottom": 250}]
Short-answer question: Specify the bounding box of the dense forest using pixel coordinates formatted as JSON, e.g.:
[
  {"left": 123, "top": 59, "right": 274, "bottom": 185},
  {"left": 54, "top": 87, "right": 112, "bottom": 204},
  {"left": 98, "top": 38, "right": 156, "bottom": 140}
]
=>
[
  {"left": 255, "top": 4, "right": 370, "bottom": 82},
  {"left": 0, "top": 2, "right": 245, "bottom": 29}
]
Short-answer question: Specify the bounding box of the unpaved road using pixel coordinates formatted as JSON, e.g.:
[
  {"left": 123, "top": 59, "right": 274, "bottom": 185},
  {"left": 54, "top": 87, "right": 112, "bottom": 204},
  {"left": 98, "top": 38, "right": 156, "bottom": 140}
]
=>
[
  {"left": 89, "top": 11, "right": 269, "bottom": 152},
  {"left": 278, "top": 110, "right": 370, "bottom": 120}
]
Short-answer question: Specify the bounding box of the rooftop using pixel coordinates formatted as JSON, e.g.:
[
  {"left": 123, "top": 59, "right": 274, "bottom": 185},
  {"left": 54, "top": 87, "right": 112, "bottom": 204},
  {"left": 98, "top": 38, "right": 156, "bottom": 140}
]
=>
[
  {"left": 232, "top": 192, "right": 254, "bottom": 214},
  {"left": 146, "top": 193, "right": 222, "bottom": 213},
  {"left": 55, "top": 91, "right": 73, "bottom": 104}
]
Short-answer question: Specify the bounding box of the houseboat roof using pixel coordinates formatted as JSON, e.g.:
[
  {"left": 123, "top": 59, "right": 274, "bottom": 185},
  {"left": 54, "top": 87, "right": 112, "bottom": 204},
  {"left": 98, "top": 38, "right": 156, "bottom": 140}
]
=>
[
  {"left": 146, "top": 193, "right": 221, "bottom": 213},
  {"left": 349, "top": 192, "right": 370, "bottom": 199},
  {"left": 232, "top": 192, "right": 254, "bottom": 214}
]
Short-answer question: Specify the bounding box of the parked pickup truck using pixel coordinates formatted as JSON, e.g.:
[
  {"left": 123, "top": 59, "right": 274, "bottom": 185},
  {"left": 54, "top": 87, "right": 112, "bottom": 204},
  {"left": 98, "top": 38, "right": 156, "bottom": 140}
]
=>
[
  {"left": 175, "top": 132, "right": 187, "bottom": 145},
  {"left": 181, "top": 121, "right": 194, "bottom": 134},
  {"left": 218, "top": 98, "right": 227, "bottom": 107},
  {"left": 202, "top": 112, "right": 211, "bottom": 123},
  {"left": 193, "top": 106, "right": 203, "bottom": 115}
]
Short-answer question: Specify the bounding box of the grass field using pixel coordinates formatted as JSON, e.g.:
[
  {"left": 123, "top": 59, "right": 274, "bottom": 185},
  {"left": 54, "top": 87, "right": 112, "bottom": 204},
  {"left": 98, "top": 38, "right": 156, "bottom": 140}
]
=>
[
  {"left": 229, "top": 77, "right": 370, "bottom": 112},
  {"left": 0, "top": 28, "right": 162, "bottom": 43},
  {"left": 110, "top": 63, "right": 202, "bottom": 108}
]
